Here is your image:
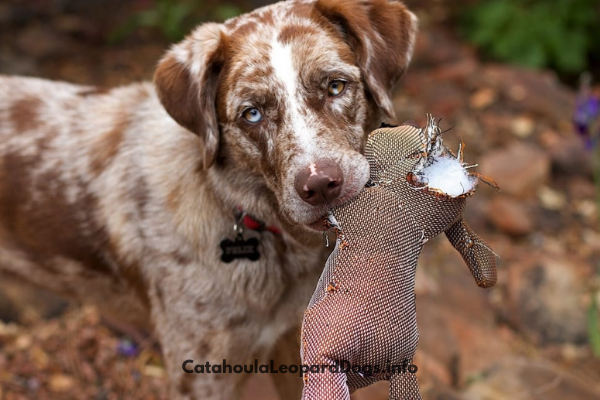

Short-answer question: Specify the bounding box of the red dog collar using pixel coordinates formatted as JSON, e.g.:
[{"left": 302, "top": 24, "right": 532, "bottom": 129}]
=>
[{"left": 237, "top": 209, "right": 282, "bottom": 235}]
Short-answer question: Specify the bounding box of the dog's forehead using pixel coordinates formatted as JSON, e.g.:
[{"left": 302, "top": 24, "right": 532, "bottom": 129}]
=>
[
  {"left": 223, "top": 0, "right": 316, "bottom": 34},
  {"left": 222, "top": 2, "right": 356, "bottom": 83}
]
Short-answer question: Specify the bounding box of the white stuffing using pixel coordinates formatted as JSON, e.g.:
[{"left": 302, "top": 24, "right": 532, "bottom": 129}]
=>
[{"left": 419, "top": 154, "right": 476, "bottom": 197}]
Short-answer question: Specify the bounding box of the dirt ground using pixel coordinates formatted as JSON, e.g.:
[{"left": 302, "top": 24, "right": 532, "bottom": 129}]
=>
[{"left": 1, "top": 1, "right": 600, "bottom": 399}]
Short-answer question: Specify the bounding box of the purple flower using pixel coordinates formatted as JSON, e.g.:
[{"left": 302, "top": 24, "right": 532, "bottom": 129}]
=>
[
  {"left": 574, "top": 74, "right": 600, "bottom": 150},
  {"left": 574, "top": 96, "right": 599, "bottom": 131},
  {"left": 117, "top": 338, "right": 139, "bottom": 357}
]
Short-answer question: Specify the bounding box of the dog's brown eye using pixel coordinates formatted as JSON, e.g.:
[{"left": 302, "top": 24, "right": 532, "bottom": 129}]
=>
[
  {"left": 328, "top": 80, "right": 347, "bottom": 97},
  {"left": 242, "top": 108, "right": 263, "bottom": 123}
]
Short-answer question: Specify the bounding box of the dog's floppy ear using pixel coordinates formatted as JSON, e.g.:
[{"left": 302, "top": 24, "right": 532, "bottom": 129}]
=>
[
  {"left": 316, "top": 0, "right": 418, "bottom": 119},
  {"left": 154, "top": 23, "right": 225, "bottom": 169}
]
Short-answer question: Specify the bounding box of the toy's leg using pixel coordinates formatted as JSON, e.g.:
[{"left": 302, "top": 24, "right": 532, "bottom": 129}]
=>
[
  {"left": 445, "top": 218, "right": 497, "bottom": 288},
  {"left": 389, "top": 373, "right": 422, "bottom": 400},
  {"left": 302, "top": 367, "right": 350, "bottom": 400}
]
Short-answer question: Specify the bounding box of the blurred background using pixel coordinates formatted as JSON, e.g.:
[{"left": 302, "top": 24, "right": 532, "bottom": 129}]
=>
[{"left": 1, "top": 0, "right": 600, "bottom": 399}]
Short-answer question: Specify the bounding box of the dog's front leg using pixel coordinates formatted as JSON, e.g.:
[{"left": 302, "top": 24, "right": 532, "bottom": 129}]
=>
[
  {"left": 270, "top": 325, "right": 303, "bottom": 400},
  {"left": 149, "top": 276, "right": 257, "bottom": 400}
]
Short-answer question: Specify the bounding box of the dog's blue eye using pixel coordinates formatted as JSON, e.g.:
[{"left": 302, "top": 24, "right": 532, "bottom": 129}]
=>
[
  {"left": 243, "top": 108, "right": 263, "bottom": 123},
  {"left": 328, "top": 80, "right": 347, "bottom": 97}
]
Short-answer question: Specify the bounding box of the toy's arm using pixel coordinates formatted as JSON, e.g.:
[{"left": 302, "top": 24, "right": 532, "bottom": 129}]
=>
[{"left": 445, "top": 218, "right": 497, "bottom": 288}]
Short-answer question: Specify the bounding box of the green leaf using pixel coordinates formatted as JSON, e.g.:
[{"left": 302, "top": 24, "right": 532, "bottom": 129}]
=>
[
  {"left": 588, "top": 287, "right": 600, "bottom": 357},
  {"left": 460, "top": 0, "right": 599, "bottom": 74},
  {"left": 214, "top": 4, "right": 242, "bottom": 21}
]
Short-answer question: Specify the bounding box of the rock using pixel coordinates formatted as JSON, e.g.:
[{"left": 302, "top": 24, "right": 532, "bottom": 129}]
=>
[
  {"left": 537, "top": 186, "right": 566, "bottom": 211},
  {"left": 49, "top": 374, "right": 75, "bottom": 392},
  {"left": 567, "top": 177, "right": 597, "bottom": 201},
  {"left": 463, "top": 357, "right": 600, "bottom": 399},
  {"left": 505, "top": 254, "right": 588, "bottom": 345},
  {"left": 416, "top": 244, "right": 509, "bottom": 387},
  {"left": 574, "top": 200, "right": 597, "bottom": 221},
  {"left": 469, "top": 87, "right": 497, "bottom": 110},
  {"left": 479, "top": 142, "right": 551, "bottom": 197},
  {"left": 413, "top": 349, "right": 455, "bottom": 387},
  {"left": 510, "top": 115, "right": 535, "bottom": 138},
  {"left": 431, "top": 59, "right": 479, "bottom": 83},
  {"left": 582, "top": 229, "right": 600, "bottom": 251},
  {"left": 0, "top": 321, "right": 19, "bottom": 342},
  {"left": 478, "top": 112, "right": 516, "bottom": 147},
  {"left": 487, "top": 196, "right": 534, "bottom": 236},
  {"left": 482, "top": 65, "right": 575, "bottom": 121},
  {"left": 548, "top": 135, "right": 593, "bottom": 177},
  {"left": 533, "top": 207, "right": 565, "bottom": 232},
  {"left": 142, "top": 365, "right": 166, "bottom": 378},
  {"left": 538, "top": 128, "right": 562, "bottom": 148},
  {"left": 416, "top": 296, "right": 462, "bottom": 386}
]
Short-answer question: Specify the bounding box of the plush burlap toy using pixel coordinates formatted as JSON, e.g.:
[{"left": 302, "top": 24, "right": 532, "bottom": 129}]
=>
[{"left": 301, "top": 116, "right": 497, "bottom": 400}]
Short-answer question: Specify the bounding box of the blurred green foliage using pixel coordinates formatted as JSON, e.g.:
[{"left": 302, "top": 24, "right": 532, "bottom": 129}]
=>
[
  {"left": 462, "top": 0, "right": 600, "bottom": 73},
  {"left": 589, "top": 282, "right": 600, "bottom": 357},
  {"left": 110, "top": 0, "right": 242, "bottom": 43},
  {"left": 592, "top": 150, "right": 600, "bottom": 358}
]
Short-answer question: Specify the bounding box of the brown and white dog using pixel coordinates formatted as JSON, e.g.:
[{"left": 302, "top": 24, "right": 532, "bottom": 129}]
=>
[{"left": 0, "top": 0, "right": 417, "bottom": 398}]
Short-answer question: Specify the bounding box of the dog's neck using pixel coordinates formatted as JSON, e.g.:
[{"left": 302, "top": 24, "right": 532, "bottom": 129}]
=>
[{"left": 203, "top": 164, "right": 323, "bottom": 247}]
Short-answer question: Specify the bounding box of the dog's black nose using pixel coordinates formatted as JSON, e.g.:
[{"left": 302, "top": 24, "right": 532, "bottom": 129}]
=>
[{"left": 294, "top": 159, "right": 343, "bottom": 206}]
